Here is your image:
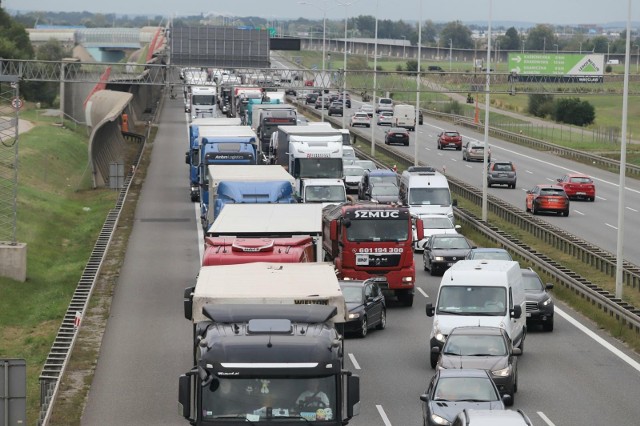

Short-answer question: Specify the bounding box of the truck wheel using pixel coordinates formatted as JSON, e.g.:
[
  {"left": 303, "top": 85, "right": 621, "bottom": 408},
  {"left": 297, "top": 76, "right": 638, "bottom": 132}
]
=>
[
  {"left": 399, "top": 292, "right": 413, "bottom": 307},
  {"left": 430, "top": 352, "right": 439, "bottom": 369},
  {"left": 359, "top": 316, "right": 368, "bottom": 338},
  {"left": 376, "top": 309, "right": 386, "bottom": 330}
]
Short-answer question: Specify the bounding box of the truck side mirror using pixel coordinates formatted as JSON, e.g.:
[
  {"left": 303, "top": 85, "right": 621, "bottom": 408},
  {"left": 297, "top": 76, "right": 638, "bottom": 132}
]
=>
[
  {"left": 185, "top": 152, "right": 190, "bottom": 165},
  {"left": 178, "top": 373, "right": 192, "bottom": 420},
  {"left": 415, "top": 218, "right": 424, "bottom": 241},
  {"left": 330, "top": 221, "right": 338, "bottom": 241},
  {"left": 452, "top": 198, "right": 458, "bottom": 207},
  {"left": 183, "top": 286, "right": 195, "bottom": 320},
  {"left": 510, "top": 304, "right": 522, "bottom": 319},
  {"left": 346, "top": 374, "right": 360, "bottom": 419},
  {"left": 426, "top": 303, "right": 435, "bottom": 317}
]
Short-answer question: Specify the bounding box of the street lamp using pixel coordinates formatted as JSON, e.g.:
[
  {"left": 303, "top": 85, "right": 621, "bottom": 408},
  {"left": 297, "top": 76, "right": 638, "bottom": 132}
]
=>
[
  {"left": 482, "top": 0, "right": 493, "bottom": 222},
  {"left": 543, "top": 36, "right": 546, "bottom": 53},
  {"left": 415, "top": 1, "right": 423, "bottom": 167},
  {"left": 607, "top": 42, "right": 610, "bottom": 65},
  {"left": 402, "top": 35, "right": 406, "bottom": 58},
  {"left": 370, "top": 0, "right": 379, "bottom": 157},
  {"left": 553, "top": 43, "right": 558, "bottom": 55},
  {"left": 449, "top": 39, "right": 453, "bottom": 71},
  {"left": 579, "top": 41, "right": 582, "bottom": 54},
  {"left": 336, "top": 0, "right": 360, "bottom": 129},
  {"left": 636, "top": 45, "right": 639, "bottom": 74}
]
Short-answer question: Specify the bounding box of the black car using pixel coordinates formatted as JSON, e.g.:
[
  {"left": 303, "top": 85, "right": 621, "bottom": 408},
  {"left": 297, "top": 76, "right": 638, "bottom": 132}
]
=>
[
  {"left": 433, "top": 326, "right": 520, "bottom": 404},
  {"left": 384, "top": 127, "right": 410, "bottom": 146},
  {"left": 328, "top": 101, "right": 344, "bottom": 116},
  {"left": 339, "top": 279, "right": 386, "bottom": 338},
  {"left": 422, "top": 234, "right": 475, "bottom": 276},
  {"left": 419, "top": 109, "right": 424, "bottom": 125},
  {"left": 419, "top": 369, "right": 508, "bottom": 426},
  {"left": 521, "top": 268, "right": 554, "bottom": 331},
  {"left": 305, "top": 93, "right": 319, "bottom": 104}
]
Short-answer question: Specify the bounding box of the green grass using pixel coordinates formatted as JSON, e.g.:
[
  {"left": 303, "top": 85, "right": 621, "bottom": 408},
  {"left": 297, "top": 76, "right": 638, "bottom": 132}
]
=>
[{"left": 0, "top": 109, "right": 117, "bottom": 423}]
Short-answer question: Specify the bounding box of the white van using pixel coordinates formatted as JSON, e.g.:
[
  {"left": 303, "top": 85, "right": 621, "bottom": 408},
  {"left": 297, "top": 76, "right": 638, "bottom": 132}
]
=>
[
  {"left": 426, "top": 260, "right": 527, "bottom": 368},
  {"left": 393, "top": 104, "right": 416, "bottom": 131},
  {"left": 399, "top": 166, "right": 456, "bottom": 223}
]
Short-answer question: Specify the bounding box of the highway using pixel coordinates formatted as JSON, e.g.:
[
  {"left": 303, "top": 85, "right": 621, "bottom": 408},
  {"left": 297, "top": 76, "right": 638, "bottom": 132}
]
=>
[{"left": 79, "top": 83, "right": 640, "bottom": 425}]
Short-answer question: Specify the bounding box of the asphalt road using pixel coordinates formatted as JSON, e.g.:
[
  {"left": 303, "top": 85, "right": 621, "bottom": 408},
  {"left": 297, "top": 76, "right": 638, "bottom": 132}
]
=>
[{"left": 80, "top": 88, "right": 640, "bottom": 426}]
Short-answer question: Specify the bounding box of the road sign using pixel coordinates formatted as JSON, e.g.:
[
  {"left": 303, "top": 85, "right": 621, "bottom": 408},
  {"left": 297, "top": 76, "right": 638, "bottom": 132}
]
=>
[
  {"left": 11, "top": 97, "right": 23, "bottom": 110},
  {"left": 508, "top": 53, "right": 604, "bottom": 77}
]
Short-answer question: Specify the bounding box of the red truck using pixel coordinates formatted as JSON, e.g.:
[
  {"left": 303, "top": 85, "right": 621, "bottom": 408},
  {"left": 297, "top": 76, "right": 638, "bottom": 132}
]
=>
[
  {"left": 323, "top": 203, "right": 423, "bottom": 306},
  {"left": 202, "top": 236, "right": 315, "bottom": 266}
]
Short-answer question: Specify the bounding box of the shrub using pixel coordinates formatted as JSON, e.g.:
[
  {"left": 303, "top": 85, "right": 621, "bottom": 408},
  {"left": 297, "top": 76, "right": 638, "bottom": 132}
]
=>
[
  {"left": 551, "top": 98, "right": 596, "bottom": 126},
  {"left": 528, "top": 93, "right": 554, "bottom": 118}
]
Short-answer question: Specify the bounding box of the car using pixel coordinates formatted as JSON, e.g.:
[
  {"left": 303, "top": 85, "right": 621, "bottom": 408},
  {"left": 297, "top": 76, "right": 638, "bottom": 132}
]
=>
[
  {"left": 368, "top": 182, "right": 400, "bottom": 204},
  {"left": 305, "top": 92, "right": 319, "bottom": 104},
  {"left": 413, "top": 214, "right": 461, "bottom": 252},
  {"left": 437, "top": 131, "right": 463, "bottom": 150},
  {"left": 339, "top": 279, "right": 386, "bottom": 338},
  {"left": 462, "top": 140, "right": 491, "bottom": 162},
  {"left": 359, "top": 169, "right": 398, "bottom": 200},
  {"left": 350, "top": 112, "right": 371, "bottom": 128},
  {"left": 304, "top": 79, "right": 314, "bottom": 86},
  {"left": 525, "top": 184, "right": 570, "bottom": 216},
  {"left": 343, "top": 165, "right": 367, "bottom": 194},
  {"left": 418, "top": 109, "right": 424, "bottom": 125},
  {"left": 359, "top": 104, "right": 374, "bottom": 117},
  {"left": 328, "top": 101, "right": 343, "bottom": 116},
  {"left": 422, "top": 234, "right": 475, "bottom": 276},
  {"left": 419, "top": 369, "right": 508, "bottom": 426},
  {"left": 284, "top": 88, "right": 297, "bottom": 96},
  {"left": 466, "top": 248, "right": 513, "bottom": 261},
  {"left": 384, "top": 127, "right": 410, "bottom": 146},
  {"left": 452, "top": 409, "right": 533, "bottom": 426},
  {"left": 338, "top": 93, "right": 351, "bottom": 108},
  {"left": 521, "top": 268, "right": 554, "bottom": 331},
  {"left": 315, "top": 97, "right": 331, "bottom": 109},
  {"left": 556, "top": 173, "right": 596, "bottom": 201},
  {"left": 353, "top": 159, "right": 376, "bottom": 171},
  {"left": 487, "top": 161, "right": 517, "bottom": 188},
  {"left": 376, "top": 97, "right": 394, "bottom": 114},
  {"left": 328, "top": 93, "right": 339, "bottom": 103},
  {"left": 428, "top": 65, "right": 445, "bottom": 73},
  {"left": 433, "top": 326, "right": 521, "bottom": 403},
  {"left": 342, "top": 146, "right": 357, "bottom": 160},
  {"left": 377, "top": 111, "right": 393, "bottom": 126}
]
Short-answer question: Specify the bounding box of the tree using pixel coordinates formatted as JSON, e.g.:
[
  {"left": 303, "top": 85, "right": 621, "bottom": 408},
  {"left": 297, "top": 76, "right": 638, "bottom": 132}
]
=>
[
  {"left": 439, "top": 20, "right": 474, "bottom": 50},
  {"left": 35, "top": 39, "right": 69, "bottom": 61},
  {"left": 528, "top": 94, "right": 554, "bottom": 118},
  {"left": 497, "top": 27, "right": 521, "bottom": 51},
  {"left": 552, "top": 98, "right": 595, "bottom": 126},
  {"left": 591, "top": 36, "right": 609, "bottom": 53},
  {"left": 0, "top": 6, "right": 34, "bottom": 59},
  {"left": 525, "top": 24, "right": 556, "bottom": 52}
]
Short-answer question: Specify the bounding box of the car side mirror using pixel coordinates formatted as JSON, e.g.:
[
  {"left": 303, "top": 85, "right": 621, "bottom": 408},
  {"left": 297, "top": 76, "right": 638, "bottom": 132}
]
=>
[
  {"left": 546, "top": 283, "right": 554, "bottom": 290},
  {"left": 425, "top": 303, "right": 435, "bottom": 317},
  {"left": 419, "top": 394, "right": 429, "bottom": 403},
  {"left": 512, "top": 347, "right": 522, "bottom": 356},
  {"left": 430, "top": 346, "right": 441, "bottom": 354}
]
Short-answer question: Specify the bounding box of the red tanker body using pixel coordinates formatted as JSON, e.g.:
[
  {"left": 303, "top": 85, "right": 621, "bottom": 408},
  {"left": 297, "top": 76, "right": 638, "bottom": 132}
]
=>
[
  {"left": 322, "top": 203, "right": 423, "bottom": 306},
  {"left": 202, "top": 236, "right": 315, "bottom": 266}
]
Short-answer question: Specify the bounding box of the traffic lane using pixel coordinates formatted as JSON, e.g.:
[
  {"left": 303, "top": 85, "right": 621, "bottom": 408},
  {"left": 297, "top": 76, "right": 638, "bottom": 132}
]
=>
[{"left": 82, "top": 95, "right": 199, "bottom": 426}]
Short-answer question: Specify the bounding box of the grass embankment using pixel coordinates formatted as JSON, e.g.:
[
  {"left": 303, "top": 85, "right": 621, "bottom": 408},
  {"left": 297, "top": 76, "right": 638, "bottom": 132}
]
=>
[{"left": 0, "top": 108, "right": 117, "bottom": 423}]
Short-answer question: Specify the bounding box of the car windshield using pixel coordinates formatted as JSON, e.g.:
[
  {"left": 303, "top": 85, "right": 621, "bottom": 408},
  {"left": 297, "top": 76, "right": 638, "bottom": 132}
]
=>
[
  {"left": 433, "top": 377, "right": 498, "bottom": 402},
  {"left": 436, "top": 286, "right": 507, "bottom": 315},
  {"left": 571, "top": 177, "right": 592, "bottom": 184},
  {"left": 295, "top": 158, "right": 343, "bottom": 179},
  {"left": 522, "top": 274, "right": 545, "bottom": 291},
  {"left": 370, "top": 175, "right": 397, "bottom": 185},
  {"left": 201, "top": 376, "right": 337, "bottom": 421},
  {"left": 469, "top": 250, "right": 512, "bottom": 261},
  {"left": 341, "top": 286, "right": 364, "bottom": 303},
  {"left": 493, "top": 163, "right": 514, "bottom": 171},
  {"left": 344, "top": 167, "right": 366, "bottom": 177},
  {"left": 540, "top": 188, "right": 565, "bottom": 196},
  {"left": 432, "top": 236, "right": 470, "bottom": 250},
  {"left": 444, "top": 132, "right": 459, "bottom": 137},
  {"left": 408, "top": 188, "right": 451, "bottom": 206},
  {"left": 379, "top": 99, "right": 392, "bottom": 104},
  {"left": 422, "top": 217, "right": 454, "bottom": 229},
  {"left": 371, "top": 185, "right": 399, "bottom": 196},
  {"left": 346, "top": 219, "right": 408, "bottom": 242},
  {"left": 305, "top": 185, "right": 346, "bottom": 203},
  {"left": 443, "top": 334, "right": 508, "bottom": 356}
]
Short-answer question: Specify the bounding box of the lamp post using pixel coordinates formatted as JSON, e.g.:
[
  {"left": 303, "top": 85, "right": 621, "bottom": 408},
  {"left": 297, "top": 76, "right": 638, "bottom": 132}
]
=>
[
  {"left": 607, "top": 42, "right": 610, "bottom": 65},
  {"left": 482, "top": 0, "right": 492, "bottom": 222},
  {"left": 543, "top": 36, "right": 546, "bottom": 53},
  {"left": 449, "top": 38, "right": 453, "bottom": 71},
  {"left": 336, "top": 0, "right": 360, "bottom": 129},
  {"left": 415, "top": 0, "right": 423, "bottom": 167},
  {"left": 579, "top": 41, "right": 582, "bottom": 54},
  {"left": 636, "top": 45, "right": 639, "bottom": 74},
  {"left": 402, "top": 36, "right": 406, "bottom": 58},
  {"left": 370, "top": 0, "right": 379, "bottom": 157},
  {"left": 553, "top": 43, "right": 558, "bottom": 55}
]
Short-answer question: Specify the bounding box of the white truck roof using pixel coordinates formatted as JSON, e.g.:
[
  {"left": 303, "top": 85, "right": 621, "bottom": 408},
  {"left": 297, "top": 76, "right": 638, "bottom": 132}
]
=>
[
  {"left": 192, "top": 262, "right": 346, "bottom": 323},
  {"left": 208, "top": 203, "right": 323, "bottom": 236},
  {"left": 206, "top": 165, "right": 293, "bottom": 186},
  {"left": 190, "top": 117, "right": 242, "bottom": 127},
  {"left": 197, "top": 125, "right": 257, "bottom": 139},
  {"left": 278, "top": 125, "right": 342, "bottom": 136}
]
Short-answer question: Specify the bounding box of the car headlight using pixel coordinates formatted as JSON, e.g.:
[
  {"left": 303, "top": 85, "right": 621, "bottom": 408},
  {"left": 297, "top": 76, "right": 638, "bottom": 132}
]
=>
[
  {"left": 430, "top": 413, "right": 451, "bottom": 425},
  {"left": 492, "top": 366, "right": 512, "bottom": 377},
  {"left": 541, "top": 297, "right": 553, "bottom": 307},
  {"left": 348, "top": 312, "right": 360, "bottom": 319},
  {"left": 434, "top": 332, "right": 446, "bottom": 343},
  {"left": 434, "top": 256, "right": 444, "bottom": 261},
  {"left": 402, "top": 276, "right": 413, "bottom": 283}
]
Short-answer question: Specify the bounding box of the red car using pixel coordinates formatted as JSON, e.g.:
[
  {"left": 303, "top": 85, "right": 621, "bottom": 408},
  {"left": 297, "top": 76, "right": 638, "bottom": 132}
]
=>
[
  {"left": 556, "top": 173, "right": 596, "bottom": 201},
  {"left": 525, "top": 184, "right": 570, "bottom": 216},
  {"left": 437, "top": 131, "right": 462, "bottom": 150}
]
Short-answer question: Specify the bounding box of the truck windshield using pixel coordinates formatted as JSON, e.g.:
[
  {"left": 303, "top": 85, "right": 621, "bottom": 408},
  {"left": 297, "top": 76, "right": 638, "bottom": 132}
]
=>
[
  {"left": 201, "top": 376, "right": 337, "bottom": 422},
  {"left": 346, "top": 219, "right": 409, "bottom": 242},
  {"left": 295, "top": 158, "right": 343, "bottom": 179},
  {"left": 192, "top": 95, "right": 216, "bottom": 106},
  {"left": 408, "top": 187, "right": 451, "bottom": 206},
  {"left": 305, "top": 186, "right": 346, "bottom": 203},
  {"left": 263, "top": 120, "right": 296, "bottom": 139},
  {"left": 436, "top": 286, "right": 507, "bottom": 315}
]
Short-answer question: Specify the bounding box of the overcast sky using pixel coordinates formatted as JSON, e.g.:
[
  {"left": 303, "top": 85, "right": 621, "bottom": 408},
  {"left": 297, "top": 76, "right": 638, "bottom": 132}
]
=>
[{"left": 4, "top": 0, "right": 638, "bottom": 26}]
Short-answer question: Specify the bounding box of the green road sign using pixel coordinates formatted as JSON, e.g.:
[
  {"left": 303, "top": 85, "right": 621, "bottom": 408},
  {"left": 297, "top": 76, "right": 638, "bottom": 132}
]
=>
[{"left": 508, "top": 53, "right": 605, "bottom": 76}]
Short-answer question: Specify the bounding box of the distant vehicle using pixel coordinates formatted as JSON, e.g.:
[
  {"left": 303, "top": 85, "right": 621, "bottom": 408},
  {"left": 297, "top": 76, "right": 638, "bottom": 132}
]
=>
[
  {"left": 521, "top": 268, "right": 554, "bottom": 331},
  {"left": 487, "top": 161, "right": 517, "bottom": 189},
  {"left": 359, "top": 169, "right": 398, "bottom": 200},
  {"left": 392, "top": 104, "right": 416, "bottom": 130},
  {"left": 339, "top": 279, "right": 386, "bottom": 338},
  {"left": 466, "top": 248, "right": 513, "bottom": 261},
  {"left": 304, "top": 79, "right": 314, "bottom": 86},
  {"left": 418, "top": 109, "right": 424, "bottom": 125},
  {"left": 376, "top": 97, "right": 394, "bottom": 114},
  {"left": 422, "top": 234, "right": 475, "bottom": 276},
  {"left": 453, "top": 409, "right": 533, "bottom": 426},
  {"left": 338, "top": 93, "right": 352, "bottom": 108},
  {"left": 462, "top": 140, "right": 491, "bottom": 162},
  {"left": 368, "top": 182, "right": 400, "bottom": 204},
  {"left": 419, "top": 369, "right": 508, "bottom": 426},
  {"left": 315, "top": 97, "right": 331, "bottom": 109},
  {"left": 525, "top": 184, "right": 570, "bottom": 216},
  {"left": 350, "top": 112, "right": 371, "bottom": 128},
  {"left": 342, "top": 145, "right": 357, "bottom": 160},
  {"left": 377, "top": 111, "right": 393, "bottom": 126},
  {"left": 385, "top": 127, "right": 410, "bottom": 146},
  {"left": 434, "top": 326, "right": 520, "bottom": 403},
  {"left": 437, "top": 131, "right": 462, "bottom": 150},
  {"left": 413, "top": 214, "right": 461, "bottom": 252},
  {"left": 427, "top": 65, "right": 445, "bottom": 73},
  {"left": 305, "top": 92, "right": 318, "bottom": 104},
  {"left": 328, "top": 101, "right": 344, "bottom": 116},
  {"left": 343, "top": 165, "right": 367, "bottom": 194},
  {"left": 359, "top": 104, "right": 374, "bottom": 117},
  {"left": 556, "top": 173, "right": 596, "bottom": 201}
]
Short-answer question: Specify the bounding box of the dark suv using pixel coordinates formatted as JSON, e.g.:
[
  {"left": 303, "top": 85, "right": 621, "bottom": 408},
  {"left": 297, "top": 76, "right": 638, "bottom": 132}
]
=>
[
  {"left": 305, "top": 93, "right": 318, "bottom": 104},
  {"left": 521, "top": 268, "right": 554, "bottom": 331},
  {"left": 487, "top": 161, "right": 517, "bottom": 189},
  {"left": 328, "top": 101, "right": 343, "bottom": 116}
]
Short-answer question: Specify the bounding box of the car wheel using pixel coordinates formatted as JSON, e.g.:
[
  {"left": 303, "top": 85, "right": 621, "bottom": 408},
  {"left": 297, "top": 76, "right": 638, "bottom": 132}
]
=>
[
  {"left": 404, "top": 142, "right": 409, "bottom": 146},
  {"left": 531, "top": 203, "right": 537, "bottom": 215},
  {"left": 376, "top": 309, "right": 386, "bottom": 330},
  {"left": 590, "top": 196, "right": 595, "bottom": 202},
  {"left": 457, "top": 146, "right": 462, "bottom": 151},
  {"left": 543, "top": 318, "right": 554, "bottom": 332},
  {"left": 359, "top": 316, "right": 368, "bottom": 338},
  {"left": 506, "top": 391, "right": 515, "bottom": 406},
  {"left": 487, "top": 182, "right": 492, "bottom": 188},
  {"left": 423, "top": 259, "right": 428, "bottom": 271},
  {"left": 514, "top": 372, "right": 518, "bottom": 393},
  {"left": 430, "top": 352, "right": 439, "bottom": 369},
  {"left": 398, "top": 291, "right": 413, "bottom": 307},
  {"left": 563, "top": 209, "right": 570, "bottom": 217},
  {"left": 525, "top": 203, "right": 530, "bottom": 213},
  {"left": 429, "top": 263, "right": 437, "bottom": 276},
  {"left": 437, "top": 143, "right": 441, "bottom": 150}
]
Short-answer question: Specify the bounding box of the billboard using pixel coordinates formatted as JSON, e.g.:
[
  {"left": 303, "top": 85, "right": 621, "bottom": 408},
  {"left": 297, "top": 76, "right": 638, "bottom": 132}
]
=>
[{"left": 508, "top": 53, "right": 605, "bottom": 83}]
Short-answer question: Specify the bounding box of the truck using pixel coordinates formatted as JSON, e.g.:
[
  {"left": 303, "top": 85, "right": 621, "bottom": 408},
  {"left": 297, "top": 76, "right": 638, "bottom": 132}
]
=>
[
  {"left": 204, "top": 164, "right": 297, "bottom": 229},
  {"left": 188, "top": 84, "right": 218, "bottom": 120},
  {"left": 245, "top": 97, "right": 281, "bottom": 127},
  {"left": 322, "top": 203, "right": 424, "bottom": 307},
  {"left": 186, "top": 117, "right": 243, "bottom": 201},
  {"left": 207, "top": 203, "right": 324, "bottom": 262},
  {"left": 179, "top": 262, "right": 360, "bottom": 425},
  {"left": 231, "top": 86, "right": 264, "bottom": 121},
  {"left": 251, "top": 104, "right": 298, "bottom": 155},
  {"left": 202, "top": 236, "right": 315, "bottom": 266}
]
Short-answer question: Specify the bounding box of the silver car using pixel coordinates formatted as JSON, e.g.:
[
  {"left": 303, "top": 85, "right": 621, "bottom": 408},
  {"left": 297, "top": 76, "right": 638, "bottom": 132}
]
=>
[
  {"left": 462, "top": 141, "right": 491, "bottom": 162},
  {"left": 487, "top": 161, "right": 516, "bottom": 188}
]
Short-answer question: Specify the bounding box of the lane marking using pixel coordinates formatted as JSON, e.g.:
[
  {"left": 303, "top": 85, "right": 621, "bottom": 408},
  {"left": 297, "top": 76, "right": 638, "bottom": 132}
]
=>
[
  {"left": 416, "top": 287, "right": 428, "bottom": 298},
  {"left": 627, "top": 206, "right": 639, "bottom": 212},
  {"left": 348, "top": 353, "right": 361, "bottom": 370},
  {"left": 537, "top": 411, "right": 557, "bottom": 426},
  {"left": 596, "top": 195, "right": 607, "bottom": 201},
  {"left": 605, "top": 223, "right": 618, "bottom": 230},
  {"left": 573, "top": 210, "right": 585, "bottom": 216},
  {"left": 375, "top": 405, "right": 393, "bottom": 426},
  {"left": 556, "top": 306, "right": 640, "bottom": 373},
  {"left": 525, "top": 170, "right": 533, "bottom": 174},
  {"left": 545, "top": 177, "right": 555, "bottom": 182}
]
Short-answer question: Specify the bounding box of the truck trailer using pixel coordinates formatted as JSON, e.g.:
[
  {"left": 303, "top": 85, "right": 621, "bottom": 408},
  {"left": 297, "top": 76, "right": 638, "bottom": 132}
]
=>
[
  {"left": 250, "top": 104, "right": 298, "bottom": 155},
  {"left": 322, "top": 203, "right": 423, "bottom": 306},
  {"left": 179, "top": 262, "right": 359, "bottom": 425}
]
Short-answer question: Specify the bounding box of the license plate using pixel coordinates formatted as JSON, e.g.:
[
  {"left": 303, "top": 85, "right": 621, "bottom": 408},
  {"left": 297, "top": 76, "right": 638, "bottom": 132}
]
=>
[
  {"left": 356, "top": 254, "right": 368, "bottom": 266},
  {"left": 577, "top": 192, "right": 586, "bottom": 195},
  {"left": 498, "top": 173, "right": 507, "bottom": 177},
  {"left": 447, "top": 262, "right": 454, "bottom": 267},
  {"left": 526, "top": 313, "right": 531, "bottom": 317}
]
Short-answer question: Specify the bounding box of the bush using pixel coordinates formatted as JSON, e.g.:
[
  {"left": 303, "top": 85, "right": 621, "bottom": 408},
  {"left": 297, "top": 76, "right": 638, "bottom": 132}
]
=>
[
  {"left": 405, "top": 59, "right": 418, "bottom": 75},
  {"left": 528, "top": 93, "right": 554, "bottom": 118},
  {"left": 442, "top": 100, "right": 463, "bottom": 116},
  {"left": 605, "top": 65, "right": 612, "bottom": 73},
  {"left": 551, "top": 98, "right": 595, "bottom": 126},
  {"left": 395, "top": 64, "right": 403, "bottom": 71}
]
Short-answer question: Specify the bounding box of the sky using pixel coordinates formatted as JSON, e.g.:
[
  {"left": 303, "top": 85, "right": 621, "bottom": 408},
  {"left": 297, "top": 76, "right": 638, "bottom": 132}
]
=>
[{"left": 3, "top": 0, "right": 638, "bottom": 26}]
